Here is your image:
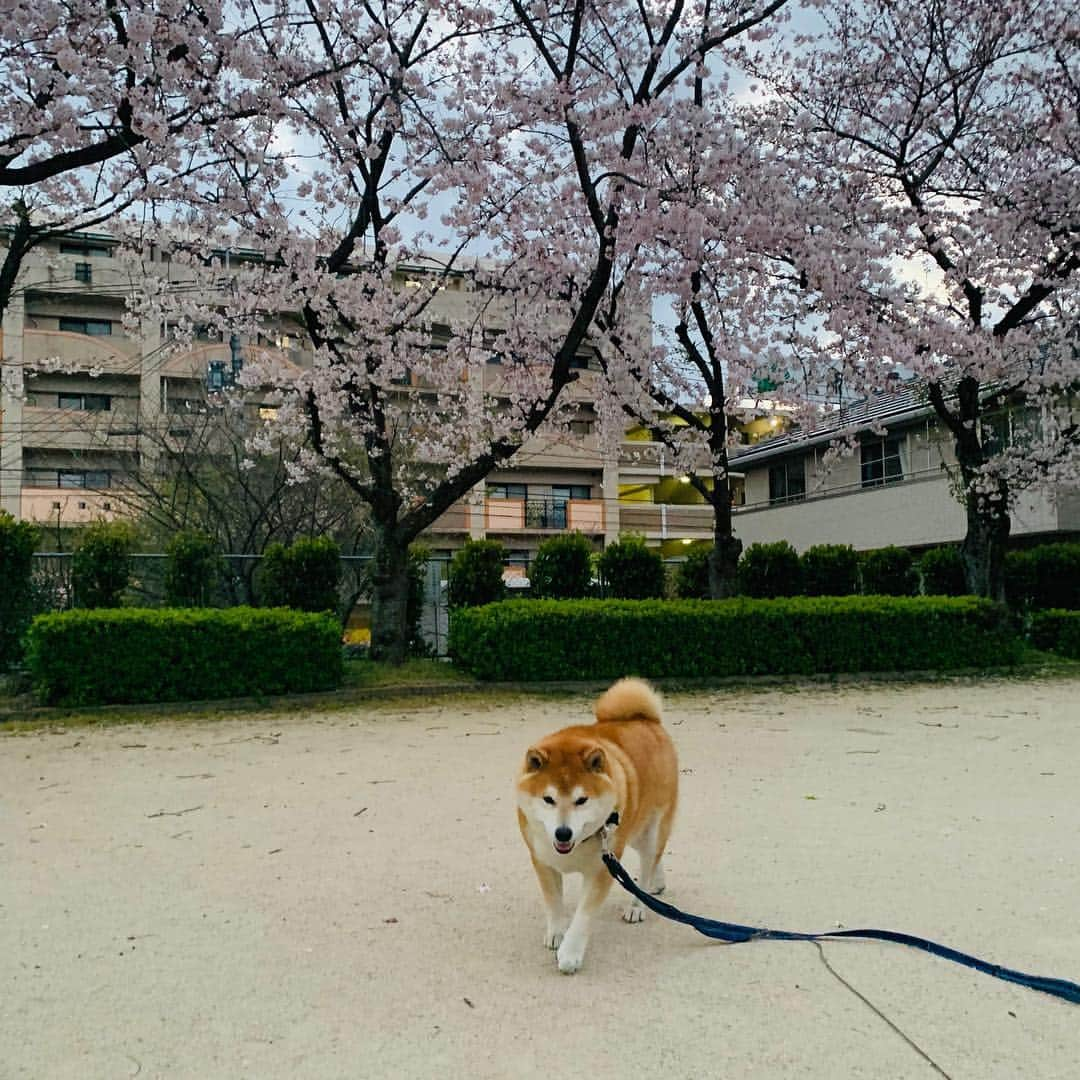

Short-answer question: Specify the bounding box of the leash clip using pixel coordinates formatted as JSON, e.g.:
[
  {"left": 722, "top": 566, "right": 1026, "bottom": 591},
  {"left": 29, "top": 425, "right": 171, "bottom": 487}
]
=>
[{"left": 598, "top": 811, "right": 619, "bottom": 857}]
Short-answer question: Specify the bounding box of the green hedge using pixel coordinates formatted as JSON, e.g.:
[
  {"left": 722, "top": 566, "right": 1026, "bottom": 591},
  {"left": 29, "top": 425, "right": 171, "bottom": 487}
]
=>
[
  {"left": 1029, "top": 610, "right": 1080, "bottom": 659},
  {"left": 1006, "top": 544, "right": 1080, "bottom": 610},
  {"left": 449, "top": 596, "right": 1020, "bottom": 681},
  {"left": 26, "top": 607, "right": 343, "bottom": 706},
  {"left": 0, "top": 511, "right": 39, "bottom": 670}
]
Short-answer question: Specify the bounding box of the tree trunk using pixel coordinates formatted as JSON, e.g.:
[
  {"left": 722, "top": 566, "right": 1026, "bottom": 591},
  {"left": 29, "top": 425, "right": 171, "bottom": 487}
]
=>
[
  {"left": 707, "top": 486, "right": 742, "bottom": 599},
  {"left": 369, "top": 525, "right": 412, "bottom": 664},
  {"left": 935, "top": 377, "right": 1012, "bottom": 603},
  {"left": 960, "top": 480, "right": 1010, "bottom": 603}
]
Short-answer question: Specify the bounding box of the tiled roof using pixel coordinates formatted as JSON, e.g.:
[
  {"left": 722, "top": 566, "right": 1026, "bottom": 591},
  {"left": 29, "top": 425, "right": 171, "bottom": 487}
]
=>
[{"left": 731, "top": 379, "right": 935, "bottom": 466}]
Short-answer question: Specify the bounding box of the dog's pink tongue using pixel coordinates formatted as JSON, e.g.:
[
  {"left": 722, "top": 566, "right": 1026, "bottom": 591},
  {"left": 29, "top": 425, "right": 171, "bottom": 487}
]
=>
[{"left": 554, "top": 840, "right": 573, "bottom": 854}]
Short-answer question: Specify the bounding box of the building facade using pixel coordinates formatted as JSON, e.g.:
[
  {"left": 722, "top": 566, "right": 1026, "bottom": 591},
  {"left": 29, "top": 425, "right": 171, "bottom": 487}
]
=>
[
  {"left": 727, "top": 383, "right": 1080, "bottom": 552},
  {"left": 0, "top": 231, "right": 719, "bottom": 557}
]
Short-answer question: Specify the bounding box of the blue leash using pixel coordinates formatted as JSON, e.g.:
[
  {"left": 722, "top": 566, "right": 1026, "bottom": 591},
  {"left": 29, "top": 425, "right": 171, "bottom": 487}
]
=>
[{"left": 600, "top": 848, "right": 1080, "bottom": 1005}]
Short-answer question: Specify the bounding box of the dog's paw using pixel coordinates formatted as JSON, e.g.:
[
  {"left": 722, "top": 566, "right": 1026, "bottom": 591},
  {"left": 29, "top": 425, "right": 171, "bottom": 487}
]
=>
[
  {"left": 556, "top": 941, "right": 585, "bottom": 974},
  {"left": 544, "top": 928, "right": 565, "bottom": 950},
  {"left": 622, "top": 904, "right": 645, "bottom": 924}
]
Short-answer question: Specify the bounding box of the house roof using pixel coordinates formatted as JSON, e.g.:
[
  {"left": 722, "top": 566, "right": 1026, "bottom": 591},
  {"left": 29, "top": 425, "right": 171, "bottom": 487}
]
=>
[{"left": 731, "top": 379, "right": 935, "bottom": 467}]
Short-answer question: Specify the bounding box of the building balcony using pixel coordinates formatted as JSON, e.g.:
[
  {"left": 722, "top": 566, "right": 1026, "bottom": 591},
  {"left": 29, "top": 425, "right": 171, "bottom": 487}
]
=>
[
  {"left": 428, "top": 501, "right": 471, "bottom": 533},
  {"left": 486, "top": 496, "right": 605, "bottom": 534},
  {"left": 22, "top": 329, "right": 141, "bottom": 377},
  {"left": 19, "top": 405, "right": 140, "bottom": 452},
  {"left": 617, "top": 502, "right": 715, "bottom": 541}
]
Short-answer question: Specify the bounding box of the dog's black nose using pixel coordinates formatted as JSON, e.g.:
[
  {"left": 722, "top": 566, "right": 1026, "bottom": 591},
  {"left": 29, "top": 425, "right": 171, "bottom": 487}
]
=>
[{"left": 554, "top": 826, "right": 572, "bottom": 843}]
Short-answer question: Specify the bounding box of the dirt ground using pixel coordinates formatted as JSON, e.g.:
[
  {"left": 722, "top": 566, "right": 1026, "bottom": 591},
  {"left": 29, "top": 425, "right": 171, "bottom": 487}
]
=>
[{"left": 2, "top": 677, "right": 1079, "bottom": 1080}]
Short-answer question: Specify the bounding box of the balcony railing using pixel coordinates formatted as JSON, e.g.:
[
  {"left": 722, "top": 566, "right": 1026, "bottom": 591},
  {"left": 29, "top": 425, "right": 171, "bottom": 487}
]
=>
[
  {"left": 486, "top": 495, "right": 605, "bottom": 533},
  {"left": 617, "top": 502, "right": 714, "bottom": 539}
]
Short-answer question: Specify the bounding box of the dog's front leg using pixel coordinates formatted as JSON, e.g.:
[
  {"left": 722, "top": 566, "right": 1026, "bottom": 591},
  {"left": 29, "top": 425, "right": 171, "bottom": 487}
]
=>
[
  {"left": 530, "top": 854, "right": 568, "bottom": 949},
  {"left": 556, "top": 866, "right": 615, "bottom": 974}
]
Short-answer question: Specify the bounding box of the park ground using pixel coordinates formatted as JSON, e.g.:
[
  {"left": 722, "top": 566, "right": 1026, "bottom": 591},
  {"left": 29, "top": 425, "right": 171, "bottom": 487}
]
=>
[{"left": 2, "top": 676, "right": 1079, "bottom": 1079}]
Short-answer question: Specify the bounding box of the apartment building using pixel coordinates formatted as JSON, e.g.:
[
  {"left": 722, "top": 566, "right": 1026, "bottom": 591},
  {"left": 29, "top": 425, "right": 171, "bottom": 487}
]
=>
[
  {"left": 0, "top": 230, "right": 721, "bottom": 557},
  {"left": 727, "top": 381, "right": 1080, "bottom": 552}
]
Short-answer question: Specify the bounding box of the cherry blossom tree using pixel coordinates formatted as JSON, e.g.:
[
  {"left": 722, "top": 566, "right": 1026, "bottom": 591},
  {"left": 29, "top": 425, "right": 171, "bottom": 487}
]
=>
[
  {"left": 752, "top": 0, "right": 1080, "bottom": 600},
  {"left": 0, "top": 0, "right": 295, "bottom": 314},
  {"left": 598, "top": 90, "right": 813, "bottom": 599},
  {"left": 137, "top": 0, "right": 790, "bottom": 661}
]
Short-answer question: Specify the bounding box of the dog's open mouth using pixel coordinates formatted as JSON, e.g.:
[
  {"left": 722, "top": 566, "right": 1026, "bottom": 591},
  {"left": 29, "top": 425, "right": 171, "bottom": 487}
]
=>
[{"left": 553, "top": 840, "right": 575, "bottom": 855}]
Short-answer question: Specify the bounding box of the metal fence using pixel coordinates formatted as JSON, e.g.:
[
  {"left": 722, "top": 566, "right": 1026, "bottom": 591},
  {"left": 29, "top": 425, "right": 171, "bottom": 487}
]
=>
[
  {"left": 28, "top": 552, "right": 689, "bottom": 657},
  {"left": 30, "top": 552, "right": 455, "bottom": 656}
]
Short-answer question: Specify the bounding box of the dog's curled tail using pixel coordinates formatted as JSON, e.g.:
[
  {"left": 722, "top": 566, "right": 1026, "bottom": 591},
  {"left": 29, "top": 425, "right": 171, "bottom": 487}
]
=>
[{"left": 594, "top": 677, "right": 663, "bottom": 724}]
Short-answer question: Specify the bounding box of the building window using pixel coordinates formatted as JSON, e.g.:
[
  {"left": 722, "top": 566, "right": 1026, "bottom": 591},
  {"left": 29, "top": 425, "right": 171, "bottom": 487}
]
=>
[
  {"left": 488, "top": 483, "right": 527, "bottom": 500},
  {"left": 58, "top": 317, "right": 113, "bottom": 336},
  {"left": 58, "top": 392, "right": 111, "bottom": 411},
  {"left": 768, "top": 459, "right": 805, "bottom": 505},
  {"left": 552, "top": 484, "right": 591, "bottom": 501},
  {"left": 60, "top": 470, "right": 112, "bottom": 489},
  {"left": 27, "top": 468, "right": 111, "bottom": 489},
  {"left": 74, "top": 262, "right": 92, "bottom": 283},
  {"left": 860, "top": 434, "right": 904, "bottom": 487},
  {"left": 60, "top": 241, "right": 112, "bottom": 258}
]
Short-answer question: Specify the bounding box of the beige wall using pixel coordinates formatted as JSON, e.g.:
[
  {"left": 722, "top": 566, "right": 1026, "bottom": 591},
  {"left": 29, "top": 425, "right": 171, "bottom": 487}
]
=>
[
  {"left": 733, "top": 470, "right": 1068, "bottom": 552},
  {"left": 21, "top": 488, "right": 120, "bottom": 525}
]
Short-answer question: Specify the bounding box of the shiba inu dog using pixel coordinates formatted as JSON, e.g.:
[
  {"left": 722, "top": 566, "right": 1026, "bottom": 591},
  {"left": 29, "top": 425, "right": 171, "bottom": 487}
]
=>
[{"left": 516, "top": 677, "right": 678, "bottom": 974}]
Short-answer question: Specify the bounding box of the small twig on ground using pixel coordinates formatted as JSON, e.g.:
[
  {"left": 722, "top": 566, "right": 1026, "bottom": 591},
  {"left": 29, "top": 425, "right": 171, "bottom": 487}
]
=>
[{"left": 147, "top": 805, "right": 203, "bottom": 819}]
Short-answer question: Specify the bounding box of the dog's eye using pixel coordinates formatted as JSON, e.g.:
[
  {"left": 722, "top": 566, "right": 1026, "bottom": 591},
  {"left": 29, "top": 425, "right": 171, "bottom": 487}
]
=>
[
  {"left": 543, "top": 796, "right": 555, "bottom": 805},
  {"left": 574, "top": 796, "right": 588, "bottom": 806}
]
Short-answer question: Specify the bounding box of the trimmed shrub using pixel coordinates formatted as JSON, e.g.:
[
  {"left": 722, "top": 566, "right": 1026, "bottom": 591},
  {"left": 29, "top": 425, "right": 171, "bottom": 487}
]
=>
[
  {"left": 860, "top": 546, "right": 918, "bottom": 596},
  {"left": 598, "top": 536, "right": 665, "bottom": 599},
  {"left": 0, "top": 512, "right": 40, "bottom": 669},
  {"left": 1030, "top": 610, "right": 1080, "bottom": 659},
  {"left": 1006, "top": 544, "right": 1080, "bottom": 610},
  {"left": 530, "top": 532, "right": 593, "bottom": 599},
  {"left": 25, "top": 607, "right": 343, "bottom": 706},
  {"left": 164, "top": 531, "right": 222, "bottom": 607},
  {"left": 674, "top": 547, "right": 712, "bottom": 599},
  {"left": 72, "top": 520, "right": 137, "bottom": 608},
  {"left": 800, "top": 544, "right": 860, "bottom": 596},
  {"left": 919, "top": 546, "right": 968, "bottom": 596},
  {"left": 738, "top": 541, "right": 801, "bottom": 598},
  {"left": 260, "top": 536, "right": 341, "bottom": 612},
  {"left": 449, "top": 596, "right": 1020, "bottom": 681},
  {"left": 448, "top": 539, "right": 507, "bottom": 608}
]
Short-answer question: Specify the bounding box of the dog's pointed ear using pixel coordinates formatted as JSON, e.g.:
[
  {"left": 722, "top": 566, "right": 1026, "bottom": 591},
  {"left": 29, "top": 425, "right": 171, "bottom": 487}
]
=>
[
  {"left": 583, "top": 746, "right": 606, "bottom": 773},
  {"left": 524, "top": 747, "right": 548, "bottom": 772}
]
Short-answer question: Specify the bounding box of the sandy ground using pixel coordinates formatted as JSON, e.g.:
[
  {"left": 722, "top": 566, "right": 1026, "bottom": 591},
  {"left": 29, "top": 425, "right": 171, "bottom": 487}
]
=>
[{"left": 2, "top": 677, "right": 1079, "bottom": 1080}]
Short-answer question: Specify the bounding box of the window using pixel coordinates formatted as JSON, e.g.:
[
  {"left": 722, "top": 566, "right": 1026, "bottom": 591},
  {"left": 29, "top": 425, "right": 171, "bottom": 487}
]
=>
[
  {"left": 488, "top": 483, "right": 527, "bottom": 499},
  {"left": 74, "top": 262, "right": 92, "bottom": 283},
  {"left": 569, "top": 354, "right": 591, "bottom": 371},
  {"left": 58, "top": 317, "right": 113, "bottom": 336},
  {"left": 59, "top": 471, "right": 111, "bottom": 488},
  {"left": 58, "top": 393, "right": 111, "bottom": 412},
  {"left": 27, "top": 468, "right": 111, "bottom": 489},
  {"left": 552, "top": 485, "right": 591, "bottom": 501},
  {"left": 768, "top": 459, "right": 805, "bottom": 505},
  {"left": 860, "top": 434, "right": 904, "bottom": 487},
  {"left": 60, "top": 241, "right": 112, "bottom": 258}
]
